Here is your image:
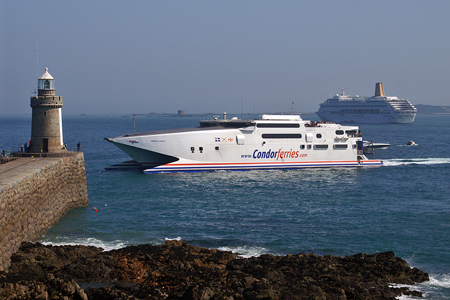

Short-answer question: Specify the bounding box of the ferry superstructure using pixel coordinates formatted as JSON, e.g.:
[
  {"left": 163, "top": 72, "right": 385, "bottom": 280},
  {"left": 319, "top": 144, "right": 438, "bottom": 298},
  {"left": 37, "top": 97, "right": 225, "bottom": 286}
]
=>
[
  {"left": 105, "top": 114, "right": 382, "bottom": 173},
  {"left": 316, "top": 83, "right": 417, "bottom": 124}
]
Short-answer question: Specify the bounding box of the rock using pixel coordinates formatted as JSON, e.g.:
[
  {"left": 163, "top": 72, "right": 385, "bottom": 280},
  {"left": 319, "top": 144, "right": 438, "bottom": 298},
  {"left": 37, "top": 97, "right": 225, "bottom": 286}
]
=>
[{"left": 0, "top": 241, "right": 429, "bottom": 299}]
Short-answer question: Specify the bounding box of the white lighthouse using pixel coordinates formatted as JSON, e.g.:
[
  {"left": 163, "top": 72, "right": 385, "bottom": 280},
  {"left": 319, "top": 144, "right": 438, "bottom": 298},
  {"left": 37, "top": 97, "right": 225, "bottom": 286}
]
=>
[{"left": 29, "top": 68, "right": 65, "bottom": 153}]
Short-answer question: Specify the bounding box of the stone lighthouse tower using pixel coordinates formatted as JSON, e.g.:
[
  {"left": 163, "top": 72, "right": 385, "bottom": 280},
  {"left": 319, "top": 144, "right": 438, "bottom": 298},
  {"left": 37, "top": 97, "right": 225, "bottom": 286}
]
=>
[{"left": 29, "top": 68, "right": 65, "bottom": 153}]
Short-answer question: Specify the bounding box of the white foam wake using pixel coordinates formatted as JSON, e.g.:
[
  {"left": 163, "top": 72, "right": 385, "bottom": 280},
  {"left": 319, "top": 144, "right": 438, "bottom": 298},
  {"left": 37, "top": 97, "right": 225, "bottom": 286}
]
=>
[
  {"left": 41, "top": 237, "right": 128, "bottom": 251},
  {"left": 164, "top": 237, "right": 182, "bottom": 241},
  {"left": 394, "top": 273, "right": 450, "bottom": 299},
  {"left": 383, "top": 158, "right": 450, "bottom": 167},
  {"left": 218, "top": 245, "right": 268, "bottom": 258},
  {"left": 426, "top": 273, "right": 450, "bottom": 289}
]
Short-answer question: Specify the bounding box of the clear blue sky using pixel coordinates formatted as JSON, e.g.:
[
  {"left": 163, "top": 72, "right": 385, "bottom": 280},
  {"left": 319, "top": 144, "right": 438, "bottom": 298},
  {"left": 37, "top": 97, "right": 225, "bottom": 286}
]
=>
[{"left": 1, "top": 1, "right": 449, "bottom": 115}]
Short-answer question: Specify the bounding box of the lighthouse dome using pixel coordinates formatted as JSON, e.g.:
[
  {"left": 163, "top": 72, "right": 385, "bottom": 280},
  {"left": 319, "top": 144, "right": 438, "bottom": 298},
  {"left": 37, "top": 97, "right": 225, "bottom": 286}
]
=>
[{"left": 38, "top": 67, "right": 55, "bottom": 90}]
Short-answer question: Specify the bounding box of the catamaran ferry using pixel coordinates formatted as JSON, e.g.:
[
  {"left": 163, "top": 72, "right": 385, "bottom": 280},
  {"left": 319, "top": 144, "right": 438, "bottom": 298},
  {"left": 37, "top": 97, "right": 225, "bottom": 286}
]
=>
[
  {"left": 105, "top": 114, "right": 382, "bottom": 173},
  {"left": 316, "top": 83, "right": 417, "bottom": 124}
]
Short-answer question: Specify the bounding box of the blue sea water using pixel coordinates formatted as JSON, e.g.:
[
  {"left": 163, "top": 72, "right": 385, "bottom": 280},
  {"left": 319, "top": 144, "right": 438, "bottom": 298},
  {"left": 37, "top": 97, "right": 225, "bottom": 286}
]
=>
[{"left": 2, "top": 113, "right": 450, "bottom": 299}]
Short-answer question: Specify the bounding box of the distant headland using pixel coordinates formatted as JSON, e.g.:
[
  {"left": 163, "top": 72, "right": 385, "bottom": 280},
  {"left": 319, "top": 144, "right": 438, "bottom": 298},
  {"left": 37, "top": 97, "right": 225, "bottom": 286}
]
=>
[
  {"left": 110, "top": 104, "right": 450, "bottom": 118},
  {"left": 414, "top": 104, "right": 450, "bottom": 115}
]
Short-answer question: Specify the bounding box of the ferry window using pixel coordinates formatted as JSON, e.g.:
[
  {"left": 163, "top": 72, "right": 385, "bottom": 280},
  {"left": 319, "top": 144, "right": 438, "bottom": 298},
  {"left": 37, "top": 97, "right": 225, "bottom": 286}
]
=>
[
  {"left": 262, "top": 134, "right": 302, "bottom": 139},
  {"left": 300, "top": 145, "right": 305, "bottom": 149},
  {"left": 199, "top": 147, "right": 203, "bottom": 153},
  {"left": 335, "top": 130, "right": 344, "bottom": 135},
  {"left": 316, "top": 133, "right": 322, "bottom": 138},
  {"left": 334, "top": 144, "right": 348, "bottom": 149},
  {"left": 190, "top": 147, "right": 194, "bottom": 153},
  {"left": 352, "top": 144, "right": 357, "bottom": 149},
  {"left": 236, "top": 135, "right": 245, "bottom": 145},
  {"left": 257, "top": 123, "right": 300, "bottom": 128},
  {"left": 314, "top": 145, "right": 328, "bottom": 149},
  {"left": 215, "top": 146, "right": 219, "bottom": 150},
  {"left": 307, "top": 145, "right": 312, "bottom": 149}
]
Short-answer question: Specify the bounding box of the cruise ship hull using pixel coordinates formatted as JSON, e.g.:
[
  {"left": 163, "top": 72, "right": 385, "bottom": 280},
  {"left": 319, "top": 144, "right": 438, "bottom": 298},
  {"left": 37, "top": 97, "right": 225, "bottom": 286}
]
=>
[
  {"left": 316, "top": 111, "right": 416, "bottom": 124},
  {"left": 106, "top": 115, "right": 382, "bottom": 173}
]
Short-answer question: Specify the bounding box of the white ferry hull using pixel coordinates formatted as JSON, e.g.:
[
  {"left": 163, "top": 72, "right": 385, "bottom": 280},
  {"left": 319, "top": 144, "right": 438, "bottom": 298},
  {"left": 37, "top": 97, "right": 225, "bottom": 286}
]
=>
[{"left": 106, "top": 115, "right": 382, "bottom": 173}]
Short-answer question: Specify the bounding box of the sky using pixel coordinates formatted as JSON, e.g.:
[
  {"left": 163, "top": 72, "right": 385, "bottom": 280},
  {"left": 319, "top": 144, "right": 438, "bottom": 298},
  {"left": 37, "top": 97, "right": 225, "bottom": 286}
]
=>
[{"left": 1, "top": 1, "right": 450, "bottom": 116}]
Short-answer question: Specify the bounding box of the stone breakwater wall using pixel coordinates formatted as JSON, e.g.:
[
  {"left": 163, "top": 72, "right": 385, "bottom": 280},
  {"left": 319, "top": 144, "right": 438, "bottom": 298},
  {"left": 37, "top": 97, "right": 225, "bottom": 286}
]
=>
[{"left": 0, "top": 152, "right": 88, "bottom": 271}]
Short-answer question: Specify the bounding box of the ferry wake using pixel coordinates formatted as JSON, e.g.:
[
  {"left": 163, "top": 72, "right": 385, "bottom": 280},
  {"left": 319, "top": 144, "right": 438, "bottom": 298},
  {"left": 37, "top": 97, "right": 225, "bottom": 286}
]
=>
[{"left": 105, "top": 114, "right": 382, "bottom": 173}]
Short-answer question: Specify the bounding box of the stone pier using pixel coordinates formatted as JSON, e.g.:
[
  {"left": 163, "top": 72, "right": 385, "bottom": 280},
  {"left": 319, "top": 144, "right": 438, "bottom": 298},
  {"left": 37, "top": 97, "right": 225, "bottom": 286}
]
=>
[{"left": 0, "top": 152, "right": 88, "bottom": 271}]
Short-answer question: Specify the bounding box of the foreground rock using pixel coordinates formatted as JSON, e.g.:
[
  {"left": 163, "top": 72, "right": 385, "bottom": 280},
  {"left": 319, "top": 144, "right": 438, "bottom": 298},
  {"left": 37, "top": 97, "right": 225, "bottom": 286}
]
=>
[{"left": 0, "top": 240, "right": 428, "bottom": 299}]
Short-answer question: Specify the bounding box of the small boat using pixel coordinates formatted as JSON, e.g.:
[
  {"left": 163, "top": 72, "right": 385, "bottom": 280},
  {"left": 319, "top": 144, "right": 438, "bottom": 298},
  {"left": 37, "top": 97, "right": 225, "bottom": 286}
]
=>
[
  {"left": 105, "top": 160, "right": 145, "bottom": 170},
  {"left": 363, "top": 141, "right": 391, "bottom": 149},
  {"left": 406, "top": 141, "right": 416, "bottom": 146},
  {"left": 363, "top": 141, "right": 391, "bottom": 154}
]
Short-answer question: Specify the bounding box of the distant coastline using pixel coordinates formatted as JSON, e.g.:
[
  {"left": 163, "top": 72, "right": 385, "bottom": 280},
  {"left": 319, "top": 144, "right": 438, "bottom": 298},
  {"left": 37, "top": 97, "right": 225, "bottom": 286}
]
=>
[
  {"left": 113, "top": 104, "right": 450, "bottom": 118},
  {"left": 414, "top": 104, "right": 450, "bottom": 115},
  {"left": 4, "top": 105, "right": 449, "bottom": 117},
  {"left": 113, "top": 112, "right": 313, "bottom": 118}
]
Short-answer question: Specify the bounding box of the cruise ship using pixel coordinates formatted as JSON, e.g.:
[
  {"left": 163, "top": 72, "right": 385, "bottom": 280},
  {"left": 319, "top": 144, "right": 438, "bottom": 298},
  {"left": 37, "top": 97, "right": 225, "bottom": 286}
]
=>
[
  {"left": 105, "top": 114, "right": 382, "bottom": 173},
  {"left": 316, "top": 83, "right": 417, "bottom": 124}
]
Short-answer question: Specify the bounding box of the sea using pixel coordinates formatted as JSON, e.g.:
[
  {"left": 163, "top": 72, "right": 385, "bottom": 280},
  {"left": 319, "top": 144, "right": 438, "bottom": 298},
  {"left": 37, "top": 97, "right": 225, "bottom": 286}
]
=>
[{"left": 1, "top": 113, "right": 450, "bottom": 299}]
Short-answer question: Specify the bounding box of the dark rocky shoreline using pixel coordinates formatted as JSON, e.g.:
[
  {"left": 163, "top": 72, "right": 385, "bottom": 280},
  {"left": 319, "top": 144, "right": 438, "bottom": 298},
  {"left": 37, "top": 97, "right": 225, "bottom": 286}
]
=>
[{"left": 0, "top": 240, "right": 428, "bottom": 299}]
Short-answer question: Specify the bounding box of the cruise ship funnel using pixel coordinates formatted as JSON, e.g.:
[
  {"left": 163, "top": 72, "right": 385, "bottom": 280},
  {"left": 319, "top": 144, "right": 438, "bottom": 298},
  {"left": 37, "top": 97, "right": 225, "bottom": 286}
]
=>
[{"left": 375, "top": 82, "right": 385, "bottom": 97}]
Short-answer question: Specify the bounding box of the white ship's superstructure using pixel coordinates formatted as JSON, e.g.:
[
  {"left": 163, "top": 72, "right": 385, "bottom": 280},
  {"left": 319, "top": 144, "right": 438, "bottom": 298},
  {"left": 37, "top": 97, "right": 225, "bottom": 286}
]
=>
[
  {"left": 316, "top": 83, "right": 417, "bottom": 124},
  {"left": 105, "top": 114, "right": 382, "bottom": 173}
]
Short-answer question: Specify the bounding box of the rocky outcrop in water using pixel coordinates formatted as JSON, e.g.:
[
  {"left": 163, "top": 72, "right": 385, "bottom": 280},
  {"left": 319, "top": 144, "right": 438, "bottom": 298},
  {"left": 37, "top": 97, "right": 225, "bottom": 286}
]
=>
[{"left": 0, "top": 240, "right": 428, "bottom": 299}]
